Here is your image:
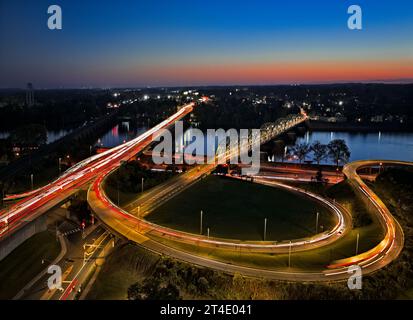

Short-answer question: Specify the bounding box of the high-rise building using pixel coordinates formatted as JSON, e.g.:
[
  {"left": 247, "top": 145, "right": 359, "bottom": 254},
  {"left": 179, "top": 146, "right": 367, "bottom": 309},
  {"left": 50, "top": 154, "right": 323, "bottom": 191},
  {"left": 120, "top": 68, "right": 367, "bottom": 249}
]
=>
[{"left": 26, "top": 82, "right": 35, "bottom": 106}]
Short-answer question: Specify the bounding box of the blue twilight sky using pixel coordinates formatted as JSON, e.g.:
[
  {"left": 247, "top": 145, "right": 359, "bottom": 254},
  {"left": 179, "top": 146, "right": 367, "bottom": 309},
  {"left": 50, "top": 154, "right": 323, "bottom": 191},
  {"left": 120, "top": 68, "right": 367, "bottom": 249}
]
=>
[{"left": 0, "top": 0, "right": 412, "bottom": 88}]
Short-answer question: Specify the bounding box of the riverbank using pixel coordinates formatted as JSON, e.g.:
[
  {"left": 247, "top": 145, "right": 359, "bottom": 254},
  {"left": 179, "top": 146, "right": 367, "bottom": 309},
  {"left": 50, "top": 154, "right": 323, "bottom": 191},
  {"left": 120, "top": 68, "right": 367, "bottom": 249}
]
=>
[
  {"left": 306, "top": 120, "right": 413, "bottom": 132},
  {"left": 0, "top": 111, "right": 119, "bottom": 182}
]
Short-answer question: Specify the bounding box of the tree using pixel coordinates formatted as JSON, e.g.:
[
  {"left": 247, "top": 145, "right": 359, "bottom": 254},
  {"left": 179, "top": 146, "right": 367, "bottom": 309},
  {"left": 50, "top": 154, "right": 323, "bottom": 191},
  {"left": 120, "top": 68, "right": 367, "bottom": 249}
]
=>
[
  {"left": 291, "top": 143, "right": 311, "bottom": 164},
  {"left": 311, "top": 141, "right": 328, "bottom": 165},
  {"left": 128, "top": 280, "right": 181, "bottom": 300},
  {"left": 197, "top": 277, "right": 209, "bottom": 294},
  {"left": 327, "top": 139, "right": 351, "bottom": 167},
  {"left": 128, "top": 283, "right": 144, "bottom": 300},
  {"left": 156, "top": 283, "right": 181, "bottom": 300},
  {"left": 315, "top": 168, "right": 324, "bottom": 182},
  {"left": 9, "top": 124, "right": 47, "bottom": 149},
  {"left": 67, "top": 199, "right": 90, "bottom": 223}
]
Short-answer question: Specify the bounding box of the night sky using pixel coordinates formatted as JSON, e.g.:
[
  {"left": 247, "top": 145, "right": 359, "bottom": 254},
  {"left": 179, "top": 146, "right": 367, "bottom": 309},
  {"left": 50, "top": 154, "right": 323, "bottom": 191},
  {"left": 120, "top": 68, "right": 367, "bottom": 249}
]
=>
[{"left": 0, "top": 0, "right": 412, "bottom": 88}]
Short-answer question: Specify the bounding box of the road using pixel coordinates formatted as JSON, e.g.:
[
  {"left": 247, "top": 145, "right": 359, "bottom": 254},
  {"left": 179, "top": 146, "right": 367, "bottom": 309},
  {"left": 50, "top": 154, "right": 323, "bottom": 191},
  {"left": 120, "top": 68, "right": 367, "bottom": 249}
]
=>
[
  {"left": 89, "top": 167, "right": 349, "bottom": 254},
  {"left": 4, "top": 101, "right": 405, "bottom": 283},
  {"left": 326, "top": 160, "right": 406, "bottom": 271},
  {"left": 0, "top": 102, "right": 196, "bottom": 240},
  {"left": 242, "top": 163, "right": 376, "bottom": 184},
  {"left": 89, "top": 160, "right": 408, "bottom": 281},
  {"left": 251, "top": 164, "right": 345, "bottom": 184},
  {"left": 88, "top": 113, "right": 323, "bottom": 254},
  {"left": 20, "top": 223, "right": 111, "bottom": 300}
]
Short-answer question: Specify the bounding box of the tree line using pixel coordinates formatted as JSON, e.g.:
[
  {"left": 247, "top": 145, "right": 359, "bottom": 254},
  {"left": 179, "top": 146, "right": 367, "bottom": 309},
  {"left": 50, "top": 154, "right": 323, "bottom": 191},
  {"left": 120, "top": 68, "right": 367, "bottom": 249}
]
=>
[{"left": 288, "top": 139, "right": 351, "bottom": 166}]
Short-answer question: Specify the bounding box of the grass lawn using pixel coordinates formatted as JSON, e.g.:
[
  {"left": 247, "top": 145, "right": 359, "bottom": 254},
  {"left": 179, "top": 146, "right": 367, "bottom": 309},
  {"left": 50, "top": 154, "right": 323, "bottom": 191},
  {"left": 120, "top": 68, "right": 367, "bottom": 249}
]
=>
[
  {"left": 104, "top": 183, "right": 140, "bottom": 207},
  {"left": 398, "top": 288, "right": 413, "bottom": 300},
  {"left": 0, "top": 230, "right": 60, "bottom": 300},
  {"left": 86, "top": 243, "right": 159, "bottom": 300},
  {"left": 7, "top": 163, "right": 60, "bottom": 194},
  {"left": 147, "top": 175, "right": 336, "bottom": 241}
]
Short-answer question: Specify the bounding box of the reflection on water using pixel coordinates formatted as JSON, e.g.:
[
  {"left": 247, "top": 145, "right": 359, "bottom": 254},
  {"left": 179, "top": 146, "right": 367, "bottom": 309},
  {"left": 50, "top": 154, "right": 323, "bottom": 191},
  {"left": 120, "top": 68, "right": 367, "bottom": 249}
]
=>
[
  {"left": 178, "top": 129, "right": 413, "bottom": 162},
  {"left": 95, "top": 121, "right": 148, "bottom": 148},
  {"left": 47, "top": 129, "right": 73, "bottom": 143},
  {"left": 97, "top": 124, "right": 223, "bottom": 155},
  {"left": 95, "top": 123, "right": 413, "bottom": 164},
  {"left": 293, "top": 131, "right": 413, "bottom": 163},
  {"left": 0, "top": 129, "right": 72, "bottom": 144},
  {"left": 178, "top": 128, "right": 219, "bottom": 157}
]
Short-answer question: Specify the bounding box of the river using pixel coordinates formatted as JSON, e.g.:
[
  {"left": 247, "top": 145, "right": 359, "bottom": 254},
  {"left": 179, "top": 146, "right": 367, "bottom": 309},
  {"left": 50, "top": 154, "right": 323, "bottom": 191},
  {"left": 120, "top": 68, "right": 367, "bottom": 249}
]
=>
[
  {"left": 95, "top": 123, "right": 413, "bottom": 164},
  {"left": 293, "top": 131, "right": 413, "bottom": 163}
]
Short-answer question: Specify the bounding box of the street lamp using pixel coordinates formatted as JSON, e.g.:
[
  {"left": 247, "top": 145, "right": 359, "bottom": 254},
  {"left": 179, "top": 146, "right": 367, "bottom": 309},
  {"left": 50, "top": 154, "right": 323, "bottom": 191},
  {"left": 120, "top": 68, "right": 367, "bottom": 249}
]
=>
[
  {"left": 58, "top": 157, "right": 62, "bottom": 175},
  {"left": 355, "top": 233, "right": 360, "bottom": 255},
  {"left": 30, "top": 174, "right": 34, "bottom": 190},
  {"left": 200, "top": 210, "right": 203, "bottom": 235},
  {"left": 315, "top": 212, "right": 319, "bottom": 234},
  {"left": 288, "top": 240, "right": 292, "bottom": 268},
  {"left": 263, "top": 218, "right": 267, "bottom": 241},
  {"left": 141, "top": 177, "right": 144, "bottom": 193}
]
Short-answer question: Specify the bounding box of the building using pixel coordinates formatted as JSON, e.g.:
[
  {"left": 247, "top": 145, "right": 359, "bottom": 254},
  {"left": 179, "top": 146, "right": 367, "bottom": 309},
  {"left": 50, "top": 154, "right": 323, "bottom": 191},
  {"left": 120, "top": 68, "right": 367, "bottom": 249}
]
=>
[{"left": 26, "top": 82, "right": 35, "bottom": 107}]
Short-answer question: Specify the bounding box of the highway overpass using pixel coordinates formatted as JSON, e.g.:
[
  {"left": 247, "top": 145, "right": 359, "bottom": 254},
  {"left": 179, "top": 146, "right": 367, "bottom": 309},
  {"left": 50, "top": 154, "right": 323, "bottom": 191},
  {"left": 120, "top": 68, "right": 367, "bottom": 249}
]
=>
[{"left": 0, "top": 102, "right": 196, "bottom": 260}]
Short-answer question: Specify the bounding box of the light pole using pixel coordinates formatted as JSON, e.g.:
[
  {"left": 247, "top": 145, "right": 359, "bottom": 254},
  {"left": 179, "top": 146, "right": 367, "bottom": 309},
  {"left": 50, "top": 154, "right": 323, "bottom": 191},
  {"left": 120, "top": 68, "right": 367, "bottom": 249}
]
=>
[
  {"left": 141, "top": 177, "right": 144, "bottom": 193},
  {"left": 263, "top": 218, "right": 267, "bottom": 241},
  {"left": 207, "top": 227, "right": 210, "bottom": 238},
  {"left": 30, "top": 174, "right": 34, "bottom": 190},
  {"left": 288, "top": 240, "right": 292, "bottom": 268},
  {"left": 58, "top": 157, "right": 62, "bottom": 175},
  {"left": 89, "top": 145, "right": 92, "bottom": 156},
  {"left": 355, "top": 233, "right": 360, "bottom": 255},
  {"left": 200, "top": 210, "right": 203, "bottom": 235},
  {"left": 315, "top": 212, "right": 319, "bottom": 233}
]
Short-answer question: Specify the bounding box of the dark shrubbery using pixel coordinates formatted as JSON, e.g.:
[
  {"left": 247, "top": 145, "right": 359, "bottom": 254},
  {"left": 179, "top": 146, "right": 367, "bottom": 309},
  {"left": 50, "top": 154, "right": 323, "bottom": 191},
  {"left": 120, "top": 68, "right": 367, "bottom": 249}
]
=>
[
  {"left": 106, "top": 160, "right": 175, "bottom": 194},
  {"left": 326, "top": 181, "right": 373, "bottom": 227}
]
